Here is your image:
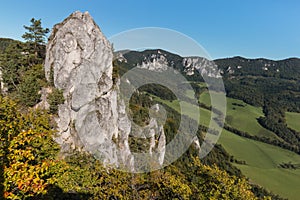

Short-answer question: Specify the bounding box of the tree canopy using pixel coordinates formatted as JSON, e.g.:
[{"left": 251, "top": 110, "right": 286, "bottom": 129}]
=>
[{"left": 22, "top": 18, "right": 49, "bottom": 57}]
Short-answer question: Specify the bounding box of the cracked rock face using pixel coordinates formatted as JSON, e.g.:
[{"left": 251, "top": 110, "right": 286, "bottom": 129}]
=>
[
  {"left": 45, "top": 11, "right": 165, "bottom": 172},
  {"left": 183, "top": 57, "right": 222, "bottom": 78}
]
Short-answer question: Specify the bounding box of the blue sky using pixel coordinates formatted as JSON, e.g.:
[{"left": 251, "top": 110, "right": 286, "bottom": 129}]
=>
[{"left": 1, "top": 0, "right": 300, "bottom": 59}]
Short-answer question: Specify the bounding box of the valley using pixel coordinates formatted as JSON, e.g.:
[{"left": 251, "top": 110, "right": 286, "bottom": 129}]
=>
[
  {"left": 151, "top": 86, "right": 300, "bottom": 200},
  {"left": 113, "top": 48, "right": 300, "bottom": 199},
  {"left": 2, "top": 35, "right": 300, "bottom": 199},
  {"left": 1, "top": 2, "right": 300, "bottom": 199}
]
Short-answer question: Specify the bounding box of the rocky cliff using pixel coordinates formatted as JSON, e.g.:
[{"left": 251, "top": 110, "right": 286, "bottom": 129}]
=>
[
  {"left": 115, "top": 49, "right": 222, "bottom": 78},
  {"left": 44, "top": 11, "right": 166, "bottom": 172}
]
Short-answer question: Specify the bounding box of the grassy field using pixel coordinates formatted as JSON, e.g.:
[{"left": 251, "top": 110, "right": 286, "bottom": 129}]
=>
[
  {"left": 185, "top": 89, "right": 195, "bottom": 99},
  {"left": 199, "top": 91, "right": 281, "bottom": 140},
  {"left": 153, "top": 91, "right": 300, "bottom": 199},
  {"left": 286, "top": 111, "right": 300, "bottom": 132},
  {"left": 219, "top": 129, "right": 300, "bottom": 200},
  {"left": 153, "top": 98, "right": 212, "bottom": 127}
]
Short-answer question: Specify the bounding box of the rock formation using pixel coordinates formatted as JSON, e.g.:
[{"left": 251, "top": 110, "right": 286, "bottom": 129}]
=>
[
  {"left": 0, "top": 68, "right": 3, "bottom": 93},
  {"left": 115, "top": 49, "right": 223, "bottom": 78},
  {"left": 183, "top": 57, "right": 222, "bottom": 78},
  {"left": 44, "top": 11, "right": 166, "bottom": 172},
  {"left": 0, "top": 68, "right": 7, "bottom": 94}
]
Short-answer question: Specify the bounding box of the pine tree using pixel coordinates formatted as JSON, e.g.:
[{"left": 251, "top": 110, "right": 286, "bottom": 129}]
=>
[{"left": 22, "top": 18, "right": 49, "bottom": 58}]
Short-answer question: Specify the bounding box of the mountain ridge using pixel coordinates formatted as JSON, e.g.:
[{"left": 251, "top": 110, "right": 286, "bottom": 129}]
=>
[
  {"left": 2, "top": 38, "right": 299, "bottom": 62},
  {"left": 1, "top": 17, "right": 298, "bottom": 199},
  {"left": 114, "top": 48, "right": 300, "bottom": 82},
  {"left": 114, "top": 48, "right": 300, "bottom": 62}
]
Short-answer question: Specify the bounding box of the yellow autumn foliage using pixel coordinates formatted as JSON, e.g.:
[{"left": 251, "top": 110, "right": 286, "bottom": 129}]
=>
[
  {"left": 0, "top": 96, "right": 268, "bottom": 199},
  {"left": 0, "top": 96, "right": 59, "bottom": 199}
]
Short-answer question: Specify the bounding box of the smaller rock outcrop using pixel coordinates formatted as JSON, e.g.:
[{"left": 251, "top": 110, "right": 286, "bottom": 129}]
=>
[
  {"left": 34, "top": 87, "right": 52, "bottom": 110},
  {"left": 183, "top": 57, "right": 222, "bottom": 78},
  {"left": 0, "top": 68, "right": 7, "bottom": 94}
]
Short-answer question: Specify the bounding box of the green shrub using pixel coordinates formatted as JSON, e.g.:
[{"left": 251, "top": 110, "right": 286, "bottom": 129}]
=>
[{"left": 47, "top": 88, "right": 64, "bottom": 114}]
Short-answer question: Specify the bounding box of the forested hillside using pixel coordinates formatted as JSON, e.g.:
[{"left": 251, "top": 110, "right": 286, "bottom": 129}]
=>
[
  {"left": 1, "top": 18, "right": 299, "bottom": 199},
  {"left": 117, "top": 50, "right": 300, "bottom": 154},
  {"left": 114, "top": 49, "right": 300, "bottom": 199},
  {"left": 0, "top": 20, "right": 264, "bottom": 200}
]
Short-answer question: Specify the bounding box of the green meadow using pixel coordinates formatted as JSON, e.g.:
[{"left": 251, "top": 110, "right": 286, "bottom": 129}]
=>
[
  {"left": 153, "top": 90, "right": 300, "bottom": 200},
  {"left": 286, "top": 111, "right": 300, "bottom": 132},
  {"left": 219, "top": 129, "right": 300, "bottom": 200},
  {"left": 200, "top": 91, "right": 281, "bottom": 140}
]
